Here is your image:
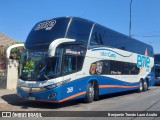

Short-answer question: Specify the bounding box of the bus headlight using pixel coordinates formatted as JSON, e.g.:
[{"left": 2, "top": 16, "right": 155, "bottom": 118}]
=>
[
  {"left": 45, "top": 82, "right": 63, "bottom": 89},
  {"left": 20, "top": 86, "right": 46, "bottom": 92},
  {"left": 44, "top": 79, "right": 71, "bottom": 89}
]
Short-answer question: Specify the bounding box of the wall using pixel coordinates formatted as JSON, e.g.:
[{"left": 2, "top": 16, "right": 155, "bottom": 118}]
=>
[{"left": 6, "top": 60, "right": 19, "bottom": 90}]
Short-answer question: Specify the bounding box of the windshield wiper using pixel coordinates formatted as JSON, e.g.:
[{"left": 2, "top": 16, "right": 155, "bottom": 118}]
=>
[{"left": 43, "top": 74, "right": 50, "bottom": 80}]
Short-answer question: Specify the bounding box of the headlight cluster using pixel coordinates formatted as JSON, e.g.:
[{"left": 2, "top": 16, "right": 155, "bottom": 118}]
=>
[
  {"left": 45, "top": 82, "right": 63, "bottom": 89},
  {"left": 19, "top": 86, "right": 46, "bottom": 92},
  {"left": 17, "top": 78, "right": 71, "bottom": 91},
  {"left": 45, "top": 78, "right": 71, "bottom": 89}
]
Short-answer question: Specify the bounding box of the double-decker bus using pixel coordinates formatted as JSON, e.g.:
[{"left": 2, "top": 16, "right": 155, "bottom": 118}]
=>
[
  {"left": 154, "top": 54, "right": 160, "bottom": 84},
  {"left": 17, "top": 17, "right": 155, "bottom": 103}
]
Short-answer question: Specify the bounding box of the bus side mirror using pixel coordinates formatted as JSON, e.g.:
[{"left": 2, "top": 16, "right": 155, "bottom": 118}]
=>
[{"left": 48, "top": 38, "right": 75, "bottom": 57}]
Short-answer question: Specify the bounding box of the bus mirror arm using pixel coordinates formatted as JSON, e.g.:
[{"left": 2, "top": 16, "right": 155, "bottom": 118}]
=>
[{"left": 48, "top": 38, "right": 75, "bottom": 57}]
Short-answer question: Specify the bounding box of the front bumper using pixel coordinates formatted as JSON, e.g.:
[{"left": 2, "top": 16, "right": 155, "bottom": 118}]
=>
[{"left": 17, "top": 86, "right": 62, "bottom": 102}]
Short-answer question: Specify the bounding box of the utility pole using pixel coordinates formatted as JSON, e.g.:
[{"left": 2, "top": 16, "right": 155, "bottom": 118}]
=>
[{"left": 129, "top": 0, "right": 132, "bottom": 37}]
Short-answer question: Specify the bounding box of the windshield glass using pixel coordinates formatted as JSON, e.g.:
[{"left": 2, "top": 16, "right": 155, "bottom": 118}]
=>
[
  {"left": 25, "top": 17, "right": 70, "bottom": 50},
  {"left": 20, "top": 48, "right": 62, "bottom": 81}
]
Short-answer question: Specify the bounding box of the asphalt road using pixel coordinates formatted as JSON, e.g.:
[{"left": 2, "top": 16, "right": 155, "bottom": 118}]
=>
[{"left": 0, "top": 86, "right": 160, "bottom": 120}]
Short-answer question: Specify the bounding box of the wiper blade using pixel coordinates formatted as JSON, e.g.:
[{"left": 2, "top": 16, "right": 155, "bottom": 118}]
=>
[{"left": 43, "top": 74, "right": 49, "bottom": 80}]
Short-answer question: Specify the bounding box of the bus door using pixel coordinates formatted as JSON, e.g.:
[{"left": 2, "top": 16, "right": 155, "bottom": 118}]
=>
[{"left": 62, "top": 54, "right": 78, "bottom": 98}]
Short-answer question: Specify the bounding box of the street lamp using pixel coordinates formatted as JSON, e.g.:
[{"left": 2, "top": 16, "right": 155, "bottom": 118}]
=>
[{"left": 129, "top": 0, "right": 132, "bottom": 37}]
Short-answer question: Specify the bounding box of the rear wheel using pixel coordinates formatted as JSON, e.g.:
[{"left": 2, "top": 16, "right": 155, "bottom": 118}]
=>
[
  {"left": 137, "top": 79, "right": 143, "bottom": 93},
  {"left": 84, "top": 83, "right": 94, "bottom": 103},
  {"left": 143, "top": 80, "right": 148, "bottom": 91}
]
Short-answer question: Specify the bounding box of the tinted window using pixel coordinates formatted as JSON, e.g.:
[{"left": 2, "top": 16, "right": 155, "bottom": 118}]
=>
[
  {"left": 110, "top": 61, "right": 122, "bottom": 75},
  {"left": 25, "top": 18, "right": 70, "bottom": 50},
  {"left": 90, "top": 25, "right": 105, "bottom": 45},
  {"left": 102, "top": 61, "right": 110, "bottom": 74},
  {"left": 155, "top": 66, "right": 160, "bottom": 77},
  {"left": 63, "top": 55, "right": 77, "bottom": 73},
  {"left": 90, "top": 24, "right": 153, "bottom": 57},
  {"left": 102, "top": 30, "right": 154, "bottom": 57},
  {"left": 122, "top": 62, "right": 130, "bottom": 75},
  {"left": 130, "top": 63, "right": 139, "bottom": 75},
  {"left": 89, "top": 60, "right": 139, "bottom": 75},
  {"left": 62, "top": 45, "right": 86, "bottom": 75},
  {"left": 77, "top": 55, "right": 85, "bottom": 71},
  {"left": 67, "top": 19, "right": 92, "bottom": 43},
  {"left": 154, "top": 54, "right": 160, "bottom": 64}
]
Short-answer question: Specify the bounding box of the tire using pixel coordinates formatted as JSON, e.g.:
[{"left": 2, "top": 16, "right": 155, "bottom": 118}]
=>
[
  {"left": 94, "top": 83, "right": 99, "bottom": 101},
  {"left": 137, "top": 79, "right": 143, "bottom": 93},
  {"left": 84, "top": 83, "right": 94, "bottom": 103},
  {"left": 143, "top": 80, "right": 148, "bottom": 92}
]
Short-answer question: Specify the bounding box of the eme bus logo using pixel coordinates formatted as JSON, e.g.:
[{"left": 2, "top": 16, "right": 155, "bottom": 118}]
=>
[
  {"left": 137, "top": 55, "right": 150, "bottom": 68},
  {"left": 34, "top": 20, "right": 56, "bottom": 31}
]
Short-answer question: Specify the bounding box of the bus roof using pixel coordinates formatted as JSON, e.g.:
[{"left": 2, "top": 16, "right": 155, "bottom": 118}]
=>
[{"left": 25, "top": 16, "right": 153, "bottom": 57}]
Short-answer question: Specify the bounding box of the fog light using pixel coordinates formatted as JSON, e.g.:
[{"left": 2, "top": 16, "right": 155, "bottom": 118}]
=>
[
  {"left": 48, "top": 93, "right": 56, "bottom": 99},
  {"left": 17, "top": 92, "right": 22, "bottom": 98}
]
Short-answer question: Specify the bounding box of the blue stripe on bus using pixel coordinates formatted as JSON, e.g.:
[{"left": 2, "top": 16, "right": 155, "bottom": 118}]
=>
[
  {"left": 17, "top": 73, "right": 155, "bottom": 103},
  {"left": 17, "top": 76, "right": 138, "bottom": 102}
]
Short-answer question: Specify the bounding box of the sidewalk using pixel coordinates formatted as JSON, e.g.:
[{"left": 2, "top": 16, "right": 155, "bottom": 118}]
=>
[{"left": 0, "top": 89, "right": 20, "bottom": 104}]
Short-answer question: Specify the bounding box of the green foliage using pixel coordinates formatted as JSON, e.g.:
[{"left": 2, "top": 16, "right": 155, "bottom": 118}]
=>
[
  {"left": 0, "top": 46, "right": 8, "bottom": 69},
  {"left": 24, "top": 60, "right": 34, "bottom": 70},
  {"left": 0, "top": 42, "right": 24, "bottom": 69}
]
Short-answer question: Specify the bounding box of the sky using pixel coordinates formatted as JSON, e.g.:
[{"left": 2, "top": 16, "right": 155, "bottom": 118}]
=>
[{"left": 0, "top": 0, "right": 160, "bottom": 53}]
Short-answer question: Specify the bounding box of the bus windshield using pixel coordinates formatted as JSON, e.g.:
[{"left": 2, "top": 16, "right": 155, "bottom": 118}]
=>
[
  {"left": 20, "top": 48, "right": 62, "bottom": 81},
  {"left": 25, "top": 18, "right": 70, "bottom": 50}
]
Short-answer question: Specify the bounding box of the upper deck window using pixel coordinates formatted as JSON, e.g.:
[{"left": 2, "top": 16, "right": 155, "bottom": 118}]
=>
[
  {"left": 89, "top": 24, "right": 154, "bottom": 57},
  {"left": 90, "top": 25, "right": 105, "bottom": 45},
  {"left": 67, "top": 19, "right": 92, "bottom": 43}
]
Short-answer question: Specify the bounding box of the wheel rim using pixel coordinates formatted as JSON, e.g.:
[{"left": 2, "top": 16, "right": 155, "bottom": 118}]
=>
[
  {"left": 88, "top": 85, "right": 94, "bottom": 99},
  {"left": 144, "top": 81, "right": 148, "bottom": 90},
  {"left": 140, "top": 81, "right": 143, "bottom": 91}
]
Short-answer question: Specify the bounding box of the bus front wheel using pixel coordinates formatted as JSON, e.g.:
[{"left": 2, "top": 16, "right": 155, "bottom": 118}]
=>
[
  {"left": 84, "top": 82, "right": 94, "bottom": 103},
  {"left": 94, "top": 82, "right": 99, "bottom": 101}
]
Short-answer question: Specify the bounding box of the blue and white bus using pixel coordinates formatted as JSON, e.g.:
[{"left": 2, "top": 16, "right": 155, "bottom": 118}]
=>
[
  {"left": 154, "top": 54, "right": 160, "bottom": 85},
  {"left": 17, "top": 17, "right": 155, "bottom": 103}
]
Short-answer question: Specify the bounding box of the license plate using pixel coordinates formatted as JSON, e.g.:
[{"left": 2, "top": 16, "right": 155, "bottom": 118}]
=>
[{"left": 28, "top": 97, "right": 35, "bottom": 100}]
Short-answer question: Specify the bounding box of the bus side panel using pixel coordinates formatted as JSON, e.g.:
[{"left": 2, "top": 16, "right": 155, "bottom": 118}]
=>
[
  {"left": 71, "top": 75, "right": 139, "bottom": 97},
  {"left": 62, "top": 78, "right": 86, "bottom": 101},
  {"left": 147, "top": 72, "right": 155, "bottom": 86},
  {"left": 99, "top": 87, "right": 137, "bottom": 95}
]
